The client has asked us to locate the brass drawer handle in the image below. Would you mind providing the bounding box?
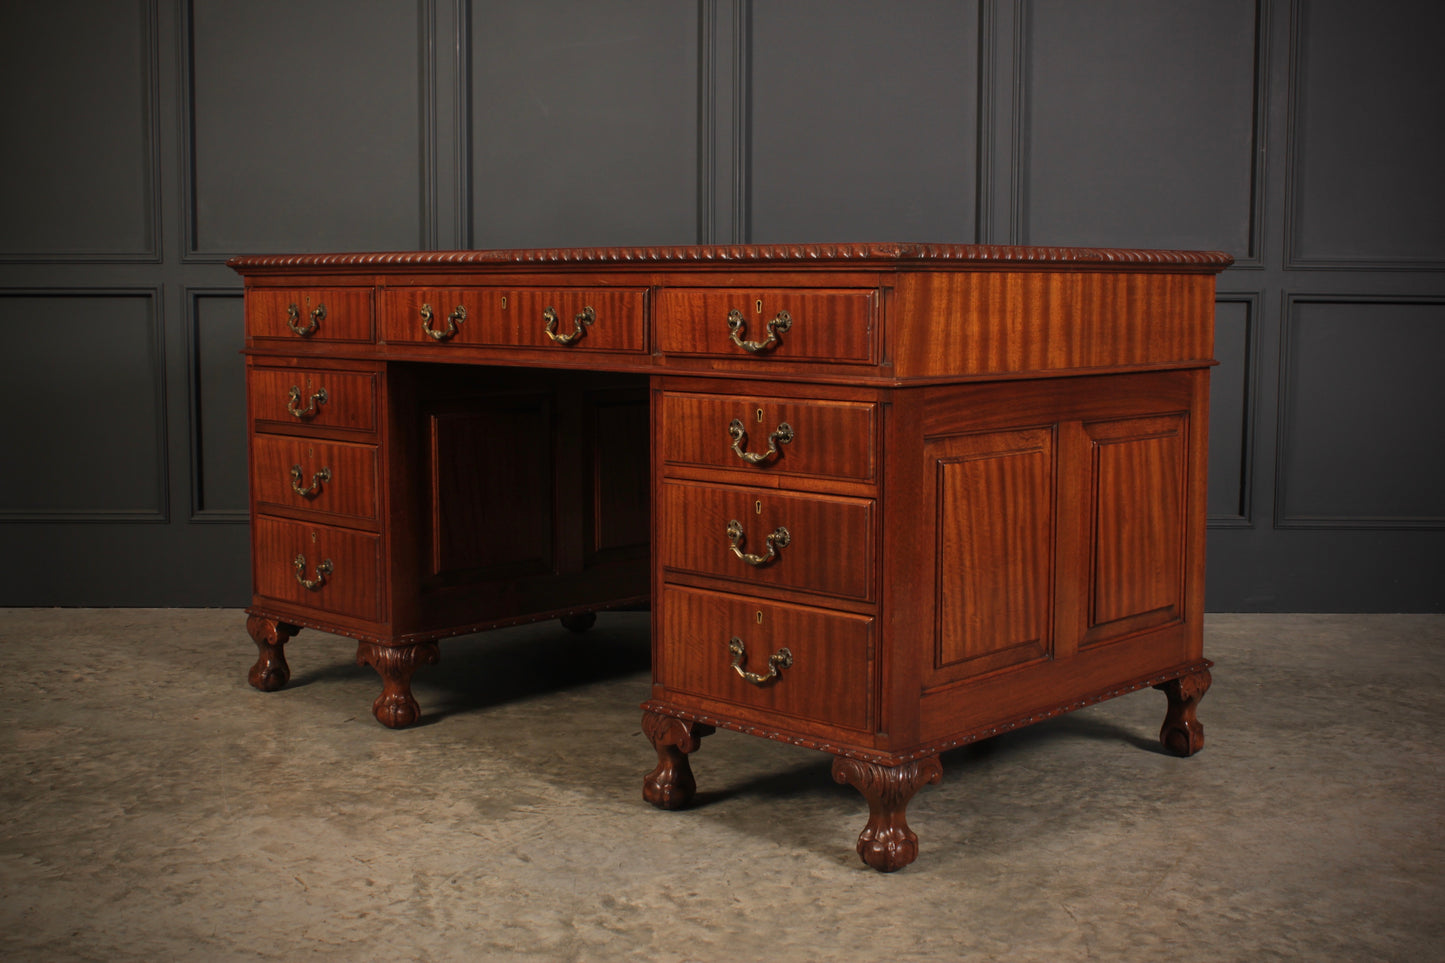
[728,418,794,465]
[293,554,333,591]
[286,303,325,336]
[289,465,331,498]
[729,636,793,685]
[543,305,595,345]
[421,303,466,341]
[727,519,790,566]
[727,308,791,353]
[286,385,328,419]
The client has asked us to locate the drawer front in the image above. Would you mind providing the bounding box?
[252,435,380,524]
[247,288,375,343]
[253,517,384,621]
[659,586,874,732]
[661,391,877,482]
[660,481,875,601]
[248,367,378,434]
[656,288,878,363]
[380,287,647,352]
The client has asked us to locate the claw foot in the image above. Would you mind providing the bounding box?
[642,711,714,810]
[245,615,299,691]
[1154,666,1212,756]
[356,640,440,729]
[831,755,943,872]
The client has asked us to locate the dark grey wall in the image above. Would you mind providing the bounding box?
[1,0,1441,611]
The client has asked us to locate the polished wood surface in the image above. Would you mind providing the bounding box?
[232,241,1230,871]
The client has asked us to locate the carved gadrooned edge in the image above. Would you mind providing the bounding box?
[227,243,1234,272]
[640,658,1214,767]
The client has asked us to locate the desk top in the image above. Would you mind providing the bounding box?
[232,243,1232,383]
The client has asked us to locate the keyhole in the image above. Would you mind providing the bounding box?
[755,299,763,313]
[501,295,507,309]
[756,610,764,624]
[755,408,764,423]
[754,499,763,515]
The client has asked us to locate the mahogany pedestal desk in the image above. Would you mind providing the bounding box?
[231,243,1232,872]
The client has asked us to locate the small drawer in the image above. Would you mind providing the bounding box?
[252,517,384,622]
[659,586,874,732]
[248,366,378,434]
[252,435,380,525]
[380,287,647,352]
[656,288,878,363]
[661,391,877,482]
[660,480,875,602]
[247,288,375,343]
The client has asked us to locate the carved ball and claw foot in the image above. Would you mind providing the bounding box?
[1154,666,1212,757]
[641,711,715,810]
[355,640,441,729]
[559,611,597,633]
[245,615,300,691]
[831,755,944,873]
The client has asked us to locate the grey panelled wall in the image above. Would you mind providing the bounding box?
[0,0,1440,611]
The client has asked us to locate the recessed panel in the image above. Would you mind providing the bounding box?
[1024,0,1258,254]
[1290,2,1445,264]
[470,1,698,247]
[1208,299,1252,521]
[751,0,978,242]
[0,293,163,517]
[1279,301,1445,526]
[1087,416,1187,635]
[0,0,154,256]
[588,392,650,557]
[189,0,423,254]
[193,294,247,517]
[428,397,555,579]
[932,429,1054,681]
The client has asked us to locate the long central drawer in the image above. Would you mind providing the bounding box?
[380,287,647,352]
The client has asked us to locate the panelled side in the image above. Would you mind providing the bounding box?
[908,370,1209,750]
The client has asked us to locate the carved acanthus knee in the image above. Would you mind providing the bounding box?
[1154,666,1212,756]
[356,640,440,729]
[831,755,943,873]
[245,615,299,691]
[642,711,714,810]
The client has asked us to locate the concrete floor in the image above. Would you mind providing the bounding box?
[1,609,1441,962]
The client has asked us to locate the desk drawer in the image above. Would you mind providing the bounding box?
[252,435,379,525]
[247,288,374,343]
[380,287,647,352]
[253,517,384,621]
[660,480,875,602]
[248,366,378,434]
[656,288,878,363]
[659,586,874,732]
[661,391,877,482]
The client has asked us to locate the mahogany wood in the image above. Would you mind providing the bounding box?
[232,242,1230,872]
[247,287,375,343]
[655,287,879,363]
[247,364,379,434]
[831,755,944,873]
